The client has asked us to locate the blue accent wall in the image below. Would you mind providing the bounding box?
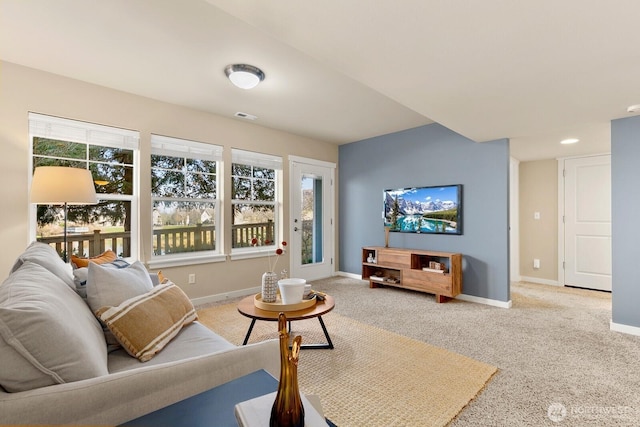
[611,116,640,328]
[339,123,510,302]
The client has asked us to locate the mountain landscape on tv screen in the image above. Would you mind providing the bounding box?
[384,186,461,234]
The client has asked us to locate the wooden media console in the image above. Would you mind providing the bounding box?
[361,246,462,303]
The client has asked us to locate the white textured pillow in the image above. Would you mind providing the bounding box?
[10,241,75,290]
[0,262,108,392]
[86,261,154,352]
[96,282,197,362]
[86,261,153,313]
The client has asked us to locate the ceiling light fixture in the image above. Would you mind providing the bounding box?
[560,138,580,145]
[627,104,640,113]
[224,64,265,90]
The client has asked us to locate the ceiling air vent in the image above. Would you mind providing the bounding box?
[234,112,257,120]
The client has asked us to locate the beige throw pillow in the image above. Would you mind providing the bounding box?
[71,249,117,268]
[95,282,197,362]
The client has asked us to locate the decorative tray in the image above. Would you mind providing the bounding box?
[253,293,317,311]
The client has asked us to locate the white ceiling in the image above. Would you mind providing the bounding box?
[2,0,639,161]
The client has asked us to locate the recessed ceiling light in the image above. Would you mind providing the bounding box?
[627,104,640,113]
[224,64,265,90]
[560,138,579,145]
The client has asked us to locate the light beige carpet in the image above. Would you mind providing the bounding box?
[197,303,497,427]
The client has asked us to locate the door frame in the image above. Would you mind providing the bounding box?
[288,155,336,280]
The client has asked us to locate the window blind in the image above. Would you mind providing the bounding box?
[151,134,223,162]
[232,148,282,170]
[28,112,139,149]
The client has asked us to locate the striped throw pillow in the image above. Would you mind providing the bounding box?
[95,282,197,362]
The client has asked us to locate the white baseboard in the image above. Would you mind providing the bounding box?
[191,286,260,306]
[336,271,511,308]
[520,276,560,286]
[335,271,364,281]
[456,293,512,308]
[610,320,640,337]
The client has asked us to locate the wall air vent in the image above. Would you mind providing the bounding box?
[234,112,258,120]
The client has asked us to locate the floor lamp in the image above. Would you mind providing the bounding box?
[30,166,98,262]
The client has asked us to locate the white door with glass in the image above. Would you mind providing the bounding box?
[562,155,611,291]
[289,157,335,281]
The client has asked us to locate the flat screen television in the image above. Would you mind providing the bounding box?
[383,184,462,235]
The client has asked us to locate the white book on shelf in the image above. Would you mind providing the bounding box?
[422,267,445,273]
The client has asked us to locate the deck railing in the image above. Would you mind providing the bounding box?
[37,230,132,259]
[231,221,275,248]
[152,224,216,255]
[37,222,279,258]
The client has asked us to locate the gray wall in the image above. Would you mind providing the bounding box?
[339,123,510,302]
[611,116,640,328]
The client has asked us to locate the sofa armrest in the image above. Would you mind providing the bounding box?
[0,339,280,426]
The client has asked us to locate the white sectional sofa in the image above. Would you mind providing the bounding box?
[0,242,279,425]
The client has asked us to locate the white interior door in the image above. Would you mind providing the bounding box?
[562,155,611,291]
[289,157,335,281]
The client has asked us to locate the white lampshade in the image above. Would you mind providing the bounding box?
[225,64,265,90]
[30,166,98,205]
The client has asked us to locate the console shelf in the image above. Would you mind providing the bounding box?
[362,246,462,303]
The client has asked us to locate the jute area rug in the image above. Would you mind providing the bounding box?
[197,303,497,427]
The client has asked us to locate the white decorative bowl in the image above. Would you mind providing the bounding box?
[278,278,306,304]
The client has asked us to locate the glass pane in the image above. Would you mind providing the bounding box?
[33,157,85,170]
[232,163,252,177]
[185,172,216,198]
[232,177,251,200]
[253,167,275,179]
[33,137,86,159]
[151,169,185,197]
[301,175,323,265]
[89,145,133,165]
[152,201,216,254]
[253,179,275,201]
[187,159,216,173]
[231,203,275,248]
[90,163,134,195]
[151,154,183,170]
[35,200,133,259]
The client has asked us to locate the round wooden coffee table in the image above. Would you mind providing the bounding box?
[237,294,335,349]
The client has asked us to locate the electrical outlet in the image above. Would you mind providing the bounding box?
[188,273,196,284]
[533,259,540,269]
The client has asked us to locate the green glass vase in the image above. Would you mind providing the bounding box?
[270,313,304,427]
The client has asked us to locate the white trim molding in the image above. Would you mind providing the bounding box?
[610,320,640,337]
[520,276,561,287]
[191,286,260,307]
[456,293,512,308]
[336,271,361,280]
[336,271,512,307]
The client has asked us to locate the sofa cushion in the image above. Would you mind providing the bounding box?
[0,262,108,392]
[107,322,235,373]
[71,249,117,268]
[96,282,197,362]
[10,241,75,290]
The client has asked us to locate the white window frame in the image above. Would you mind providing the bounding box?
[148,135,225,268]
[28,112,140,260]
[230,149,284,261]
